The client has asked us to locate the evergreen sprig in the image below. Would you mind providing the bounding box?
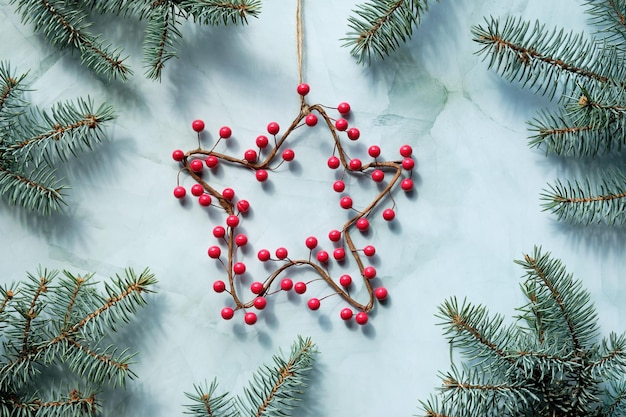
[472,2,626,225]
[0,266,156,417]
[9,0,262,80]
[0,62,114,215]
[184,336,317,417]
[343,0,436,64]
[419,247,626,417]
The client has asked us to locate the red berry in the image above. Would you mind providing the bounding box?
[190,159,204,172]
[256,169,269,182]
[402,158,415,170]
[340,308,353,320]
[371,170,384,182]
[257,249,271,261]
[254,297,267,310]
[399,144,413,157]
[308,298,321,310]
[401,178,414,191]
[233,262,246,275]
[317,250,329,263]
[192,119,205,132]
[337,102,351,114]
[222,188,235,200]
[356,218,369,231]
[364,266,376,279]
[363,245,376,256]
[208,245,221,259]
[172,149,185,161]
[333,180,345,193]
[173,186,186,199]
[199,194,212,206]
[213,226,226,238]
[244,149,257,162]
[297,83,310,96]
[382,208,395,221]
[221,307,234,320]
[340,196,353,209]
[305,114,318,126]
[327,156,340,169]
[219,126,232,139]
[333,247,346,261]
[235,234,248,247]
[294,281,307,294]
[226,215,239,228]
[244,312,257,325]
[355,311,368,325]
[347,128,360,140]
[205,155,219,168]
[368,145,381,158]
[237,199,250,213]
[250,281,264,294]
[267,122,280,135]
[280,278,293,291]
[335,118,348,131]
[275,247,288,259]
[256,135,269,148]
[349,159,362,171]
[339,274,352,287]
[374,287,388,300]
[213,280,226,293]
[328,229,342,242]
[282,149,295,161]
[305,236,318,250]
[191,183,204,196]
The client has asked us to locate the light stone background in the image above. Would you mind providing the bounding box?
[1,1,624,416]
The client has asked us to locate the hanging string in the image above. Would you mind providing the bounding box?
[296,0,304,85]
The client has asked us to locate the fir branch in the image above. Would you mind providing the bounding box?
[472,16,626,99]
[10,0,131,80]
[541,173,626,225]
[3,388,98,416]
[343,0,432,64]
[179,0,262,25]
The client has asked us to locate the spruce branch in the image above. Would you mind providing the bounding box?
[473,4,626,225]
[343,0,434,64]
[541,172,626,225]
[0,266,156,416]
[10,0,131,80]
[0,62,114,215]
[419,247,626,417]
[184,336,317,417]
[9,0,261,80]
[472,16,626,100]
[179,0,262,25]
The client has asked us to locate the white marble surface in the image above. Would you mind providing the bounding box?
[1,1,624,416]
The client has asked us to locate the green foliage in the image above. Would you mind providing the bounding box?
[343,0,437,64]
[9,0,262,81]
[0,62,114,215]
[419,247,626,417]
[184,336,317,417]
[0,266,156,417]
[472,2,626,225]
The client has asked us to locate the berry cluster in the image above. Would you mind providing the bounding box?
[171,83,415,326]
